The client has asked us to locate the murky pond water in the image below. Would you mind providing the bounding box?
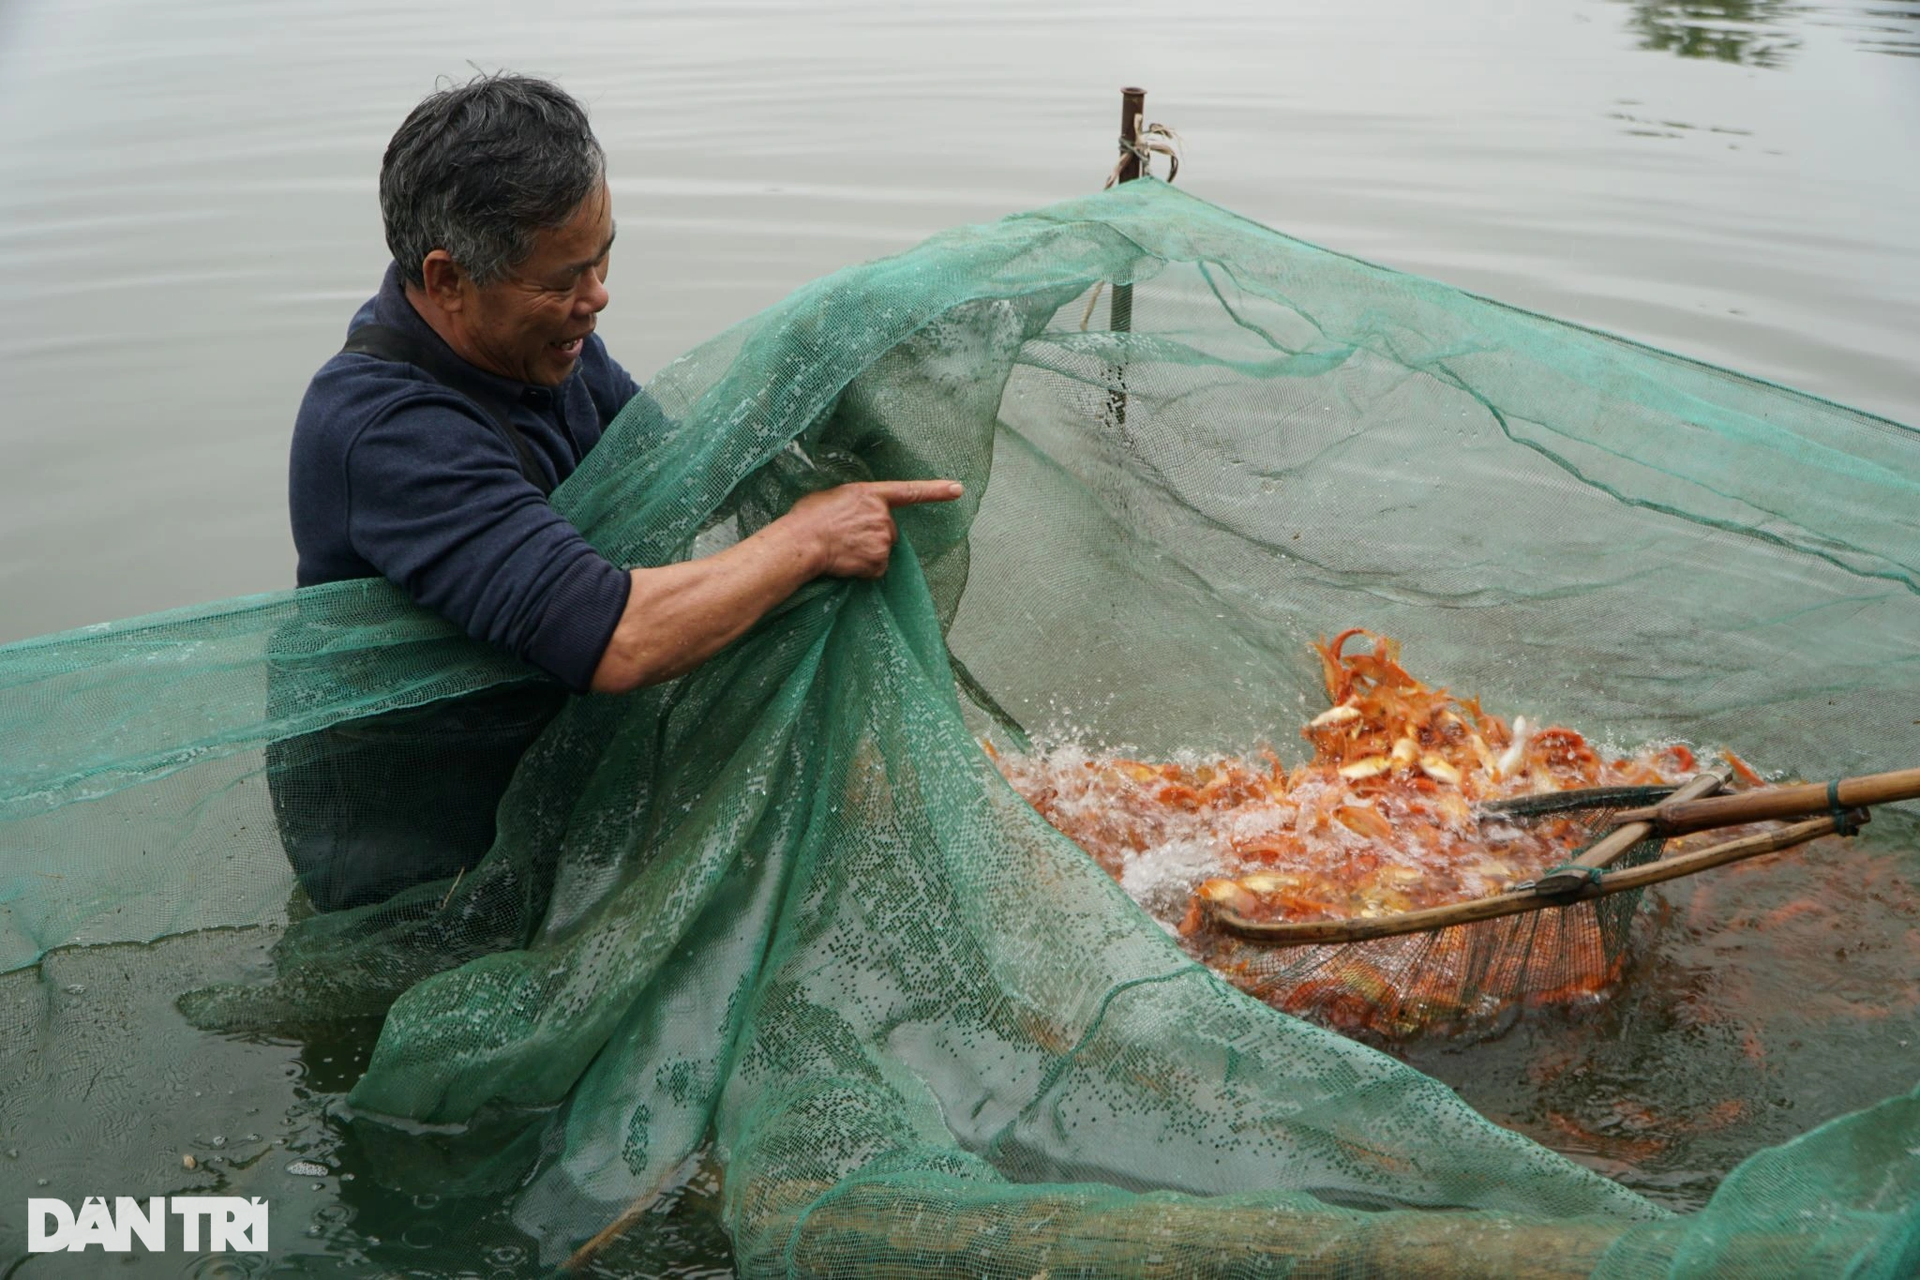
[1,0,1916,1275]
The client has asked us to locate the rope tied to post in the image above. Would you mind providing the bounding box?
[1104,116,1184,189]
[1082,115,1185,331]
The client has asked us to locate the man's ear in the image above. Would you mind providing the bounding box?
[419,250,467,312]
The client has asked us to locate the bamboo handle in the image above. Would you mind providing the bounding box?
[1212,813,1849,946]
[1595,812,1855,894]
[1616,765,1920,834]
[1531,769,1726,896]
[768,1181,1639,1276]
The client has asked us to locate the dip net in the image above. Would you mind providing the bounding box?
[2,179,1917,1275]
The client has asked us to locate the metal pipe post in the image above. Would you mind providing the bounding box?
[1107,87,1145,429]
[1109,86,1144,334]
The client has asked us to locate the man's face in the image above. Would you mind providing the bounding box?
[460,180,615,387]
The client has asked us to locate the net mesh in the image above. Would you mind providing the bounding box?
[3,178,1918,1275]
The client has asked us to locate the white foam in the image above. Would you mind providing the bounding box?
[1119,837,1224,917]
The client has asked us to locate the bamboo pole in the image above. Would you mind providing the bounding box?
[1211,812,1850,945]
[562,1159,697,1273]
[763,1183,1635,1278]
[1611,763,1920,834]
[1531,768,1727,896]
[759,1182,1877,1279]
[1580,812,1849,892]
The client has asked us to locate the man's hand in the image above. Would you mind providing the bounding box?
[590,477,964,693]
[781,479,965,580]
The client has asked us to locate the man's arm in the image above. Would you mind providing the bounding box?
[335,385,634,691]
[590,479,963,693]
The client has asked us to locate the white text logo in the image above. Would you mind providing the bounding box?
[27,1197,268,1252]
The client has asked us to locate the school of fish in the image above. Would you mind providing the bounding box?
[994,629,1753,1038]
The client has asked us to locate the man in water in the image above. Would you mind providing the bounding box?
[280,73,959,908]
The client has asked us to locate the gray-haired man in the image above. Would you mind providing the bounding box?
[280,74,958,908]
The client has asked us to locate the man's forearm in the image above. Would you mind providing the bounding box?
[589,524,822,694]
[586,478,962,695]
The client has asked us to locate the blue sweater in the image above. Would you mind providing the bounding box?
[290,265,645,691]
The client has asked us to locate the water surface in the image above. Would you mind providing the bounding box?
[0,0,1913,642]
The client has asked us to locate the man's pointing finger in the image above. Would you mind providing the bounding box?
[869,479,965,507]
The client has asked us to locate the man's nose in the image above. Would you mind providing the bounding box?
[578,270,610,316]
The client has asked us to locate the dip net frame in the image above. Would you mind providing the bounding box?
[1184,760,1914,1040]
[1195,800,1845,1041]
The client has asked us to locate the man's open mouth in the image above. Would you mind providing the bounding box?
[550,335,587,358]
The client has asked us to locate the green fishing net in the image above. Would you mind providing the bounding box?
[3,178,1917,1275]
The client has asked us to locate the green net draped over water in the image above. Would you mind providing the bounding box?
[3,179,1918,1275]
